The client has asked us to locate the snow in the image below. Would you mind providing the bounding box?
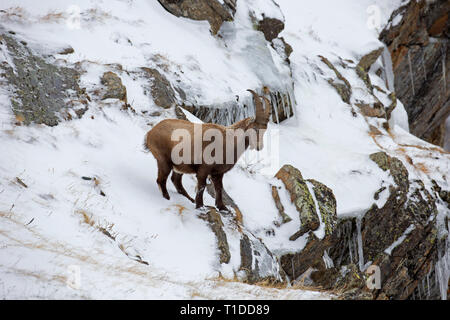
[384,224,416,256]
[0,0,448,299]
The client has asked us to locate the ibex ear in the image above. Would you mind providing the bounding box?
[261,96,272,124]
[247,89,264,124]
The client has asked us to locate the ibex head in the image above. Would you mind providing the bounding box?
[247,89,271,151]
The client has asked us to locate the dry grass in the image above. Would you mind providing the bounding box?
[233,207,243,233]
[174,204,187,215]
[368,130,385,150]
[387,128,449,155]
[75,210,116,240]
[0,7,27,22]
[414,162,430,174]
[213,273,329,293]
[39,11,64,23]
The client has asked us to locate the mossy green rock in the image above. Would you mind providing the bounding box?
[369,152,409,192]
[275,165,320,240]
[307,179,337,236]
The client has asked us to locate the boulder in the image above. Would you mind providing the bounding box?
[319,55,352,104]
[0,32,87,126]
[239,231,286,284]
[271,185,292,224]
[100,71,127,102]
[157,0,235,34]
[275,165,320,240]
[307,179,337,236]
[257,16,285,42]
[355,47,384,93]
[198,208,231,264]
[141,67,176,109]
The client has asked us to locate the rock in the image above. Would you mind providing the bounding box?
[141,67,176,109]
[379,0,450,147]
[157,0,235,34]
[198,208,231,264]
[271,185,292,224]
[239,232,286,284]
[204,184,285,283]
[307,179,337,236]
[257,17,285,42]
[100,71,127,102]
[369,152,409,192]
[280,153,447,299]
[275,165,320,240]
[0,32,86,126]
[58,47,74,55]
[276,37,292,58]
[356,47,384,93]
[206,181,245,232]
[355,102,386,118]
[319,55,352,104]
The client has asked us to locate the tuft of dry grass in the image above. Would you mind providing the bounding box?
[75,210,116,240]
[414,162,430,174]
[0,7,27,22]
[39,11,64,23]
[233,208,243,233]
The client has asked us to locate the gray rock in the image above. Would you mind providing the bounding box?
[198,208,231,264]
[141,67,176,109]
[157,0,235,34]
[274,165,321,241]
[239,232,286,284]
[100,71,127,102]
[0,32,86,126]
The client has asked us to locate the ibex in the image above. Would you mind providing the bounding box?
[144,90,271,211]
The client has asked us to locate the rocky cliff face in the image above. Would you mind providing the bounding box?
[380,0,449,148]
[279,158,449,300]
[0,0,448,299]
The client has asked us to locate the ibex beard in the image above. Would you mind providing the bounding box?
[144,90,271,211]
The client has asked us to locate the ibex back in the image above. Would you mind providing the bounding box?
[144,90,271,211]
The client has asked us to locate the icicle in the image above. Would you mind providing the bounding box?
[435,219,449,300]
[356,218,365,271]
[271,93,280,124]
[382,46,395,91]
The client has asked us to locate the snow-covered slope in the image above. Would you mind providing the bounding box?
[0,0,448,299]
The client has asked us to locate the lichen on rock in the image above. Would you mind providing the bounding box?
[307,179,337,236]
[100,71,127,102]
[275,165,320,240]
[0,32,86,126]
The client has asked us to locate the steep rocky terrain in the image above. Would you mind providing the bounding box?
[0,0,448,299]
[380,0,449,148]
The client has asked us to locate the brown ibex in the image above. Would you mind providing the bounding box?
[144,90,271,211]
